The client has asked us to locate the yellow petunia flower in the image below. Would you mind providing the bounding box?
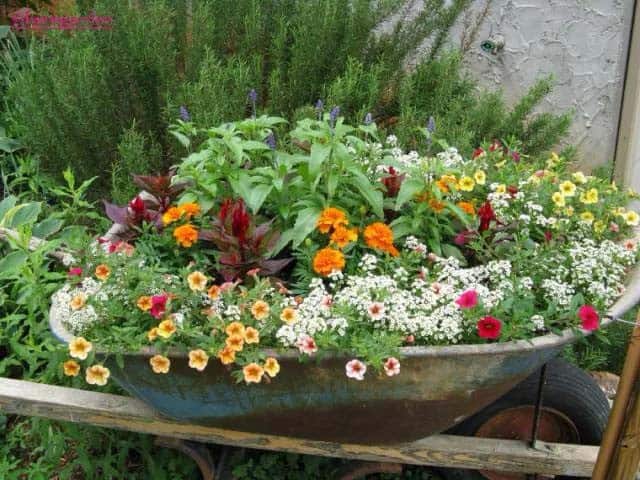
[580,211,595,224]
[149,355,171,374]
[226,334,244,352]
[251,300,270,320]
[188,349,209,372]
[625,210,639,226]
[157,319,177,339]
[474,170,486,185]
[594,220,606,234]
[495,184,506,194]
[217,346,236,365]
[243,362,265,384]
[137,296,152,311]
[551,192,565,207]
[187,271,208,291]
[280,307,298,325]
[572,171,587,184]
[244,327,260,344]
[264,357,280,378]
[579,188,598,205]
[95,264,111,281]
[225,321,245,337]
[458,176,475,192]
[207,285,221,300]
[564,206,575,217]
[63,360,81,377]
[559,181,576,197]
[69,337,92,360]
[70,293,87,311]
[147,327,159,342]
[85,365,110,386]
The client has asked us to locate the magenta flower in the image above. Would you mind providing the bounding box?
[578,305,600,331]
[455,289,478,309]
[150,294,168,319]
[68,267,83,277]
[477,316,502,340]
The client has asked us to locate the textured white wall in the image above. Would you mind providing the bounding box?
[396,0,635,169]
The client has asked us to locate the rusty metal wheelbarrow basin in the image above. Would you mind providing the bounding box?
[49,279,638,445]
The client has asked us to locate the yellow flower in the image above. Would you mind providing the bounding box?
[226,334,244,352]
[572,171,587,184]
[495,160,506,169]
[316,207,348,234]
[69,337,92,360]
[177,202,200,218]
[614,206,627,217]
[70,293,87,311]
[474,170,486,185]
[458,176,475,192]
[280,307,298,325]
[173,224,198,248]
[594,220,606,234]
[551,192,565,207]
[85,365,110,386]
[547,152,560,168]
[63,360,81,377]
[251,300,270,320]
[243,362,265,384]
[559,181,576,197]
[157,319,177,339]
[625,210,640,226]
[580,211,595,224]
[495,184,506,194]
[564,206,575,217]
[95,264,111,281]
[610,181,618,192]
[225,322,245,337]
[330,226,358,249]
[579,188,598,204]
[207,285,221,299]
[162,207,182,225]
[147,327,159,341]
[188,349,209,371]
[217,346,236,365]
[149,355,171,374]
[264,357,280,378]
[244,327,260,344]
[363,222,399,257]
[528,175,541,185]
[187,271,208,291]
[137,296,152,311]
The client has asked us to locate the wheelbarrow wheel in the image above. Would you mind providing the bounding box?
[436,358,610,480]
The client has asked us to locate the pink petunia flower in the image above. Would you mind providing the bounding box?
[383,357,400,377]
[68,267,83,277]
[345,359,367,381]
[150,294,168,319]
[455,289,478,309]
[296,335,318,355]
[578,305,599,331]
[320,295,333,309]
[367,302,386,320]
[477,316,502,340]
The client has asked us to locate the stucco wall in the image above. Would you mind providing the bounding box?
[400,0,635,169]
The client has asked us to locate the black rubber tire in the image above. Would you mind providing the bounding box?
[436,358,610,480]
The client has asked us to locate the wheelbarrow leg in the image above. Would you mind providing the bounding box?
[333,460,403,480]
[155,436,220,480]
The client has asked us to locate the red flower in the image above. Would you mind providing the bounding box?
[544,231,553,243]
[578,305,599,331]
[381,166,405,198]
[231,201,250,243]
[129,196,146,215]
[478,201,496,231]
[477,316,502,339]
[454,229,474,246]
[507,185,518,196]
[68,267,83,277]
[150,294,168,319]
[511,151,521,162]
[489,140,501,152]
[455,289,478,309]
[472,147,485,159]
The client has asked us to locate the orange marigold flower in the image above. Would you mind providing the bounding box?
[226,334,244,352]
[429,199,446,213]
[316,207,348,234]
[280,307,298,325]
[251,300,270,320]
[70,293,87,311]
[225,321,245,337]
[147,327,159,341]
[207,285,221,299]
[363,222,399,257]
[174,224,198,248]
[85,364,110,386]
[178,202,201,218]
[217,346,236,365]
[312,247,346,276]
[157,319,177,339]
[63,359,81,377]
[243,362,265,384]
[95,264,111,281]
[188,349,209,371]
[187,271,208,291]
[149,355,171,374]
[162,206,182,225]
[330,226,358,249]
[457,201,475,215]
[137,296,152,311]
[69,337,92,360]
[435,179,450,194]
[264,357,280,378]
[244,327,260,344]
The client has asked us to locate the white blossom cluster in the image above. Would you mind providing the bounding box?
[51,278,101,334]
[436,147,464,168]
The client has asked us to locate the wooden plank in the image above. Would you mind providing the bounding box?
[0,377,597,476]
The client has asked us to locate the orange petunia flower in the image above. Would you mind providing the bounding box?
[429,199,446,213]
[217,346,236,365]
[243,362,265,384]
[280,307,298,325]
[149,354,171,374]
[225,321,245,337]
[178,202,201,218]
[174,224,198,248]
[436,175,458,194]
[244,327,260,344]
[69,337,92,360]
[226,334,244,352]
[95,264,111,281]
[312,248,346,276]
[162,207,182,225]
[264,357,280,378]
[147,327,159,341]
[457,201,475,215]
[85,365,110,386]
[157,319,177,339]
[188,349,209,371]
[330,226,358,249]
[137,296,152,311]
[63,360,81,377]
[316,207,348,234]
[363,222,399,257]
[251,300,270,320]
[70,293,87,311]
[207,285,221,300]
[187,271,208,291]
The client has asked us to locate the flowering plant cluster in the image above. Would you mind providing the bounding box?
[51,108,640,387]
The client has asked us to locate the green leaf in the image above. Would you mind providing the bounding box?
[349,171,384,218]
[390,217,414,239]
[246,184,273,214]
[309,143,331,179]
[0,26,10,40]
[0,136,21,153]
[0,196,17,223]
[33,218,64,239]
[0,251,28,276]
[169,130,191,148]
[5,202,41,228]
[442,244,466,264]
[291,207,322,247]
[395,178,424,210]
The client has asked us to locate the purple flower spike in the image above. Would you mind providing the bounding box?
[364,112,373,125]
[248,89,258,103]
[265,132,276,150]
[329,106,340,129]
[427,116,436,133]
[315,99,324,120]
[179,105,191,122]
